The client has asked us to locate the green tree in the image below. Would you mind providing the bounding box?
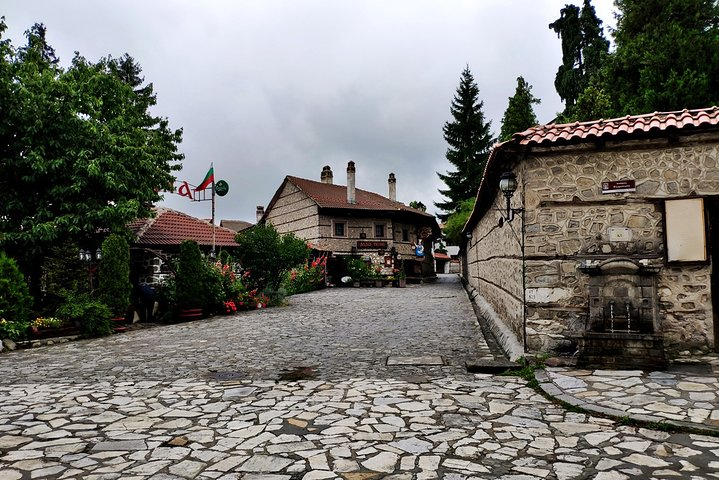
[0,19,183,293]
[574,85,612,121]
[499,76,540,141]
[442,198,475,246]
[0,251,32,325]
[606,0,719,115]
[235,224,309,292]
[409,201,427,212]
[435,66,493,221]
[549,0,609,117]
[175,241,205,309]
[99,234,132,317]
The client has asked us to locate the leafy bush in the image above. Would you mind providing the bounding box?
[0,318,29,341]
[56,292,112,337]
[99,234,132,317]
[42,241,91,314]
[235,224,309,291]
[345,258,375,281]
[0,251,32,325]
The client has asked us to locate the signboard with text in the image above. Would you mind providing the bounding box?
[602,179,636,194]
[357,241,388,250]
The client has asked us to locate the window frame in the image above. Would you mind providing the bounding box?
[333,220,347,238]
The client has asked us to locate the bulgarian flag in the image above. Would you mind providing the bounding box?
[195,166,214,191]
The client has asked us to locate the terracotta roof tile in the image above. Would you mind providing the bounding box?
[516,106,719,146]
[129,208,239,247]
[286,176,432,217]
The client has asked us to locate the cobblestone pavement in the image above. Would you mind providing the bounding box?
[539,363,719,433]
[1,275,719,479]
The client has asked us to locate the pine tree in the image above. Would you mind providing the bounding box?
[549,0,609,117]
[606,0,719,115]
[435,66,493,221]
[499,77,540,142]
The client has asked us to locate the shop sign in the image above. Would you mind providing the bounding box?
[602,179,635,194]
[357,240,387,249]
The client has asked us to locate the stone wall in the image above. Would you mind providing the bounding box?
[265,182,321,241]
[466,133,718,357]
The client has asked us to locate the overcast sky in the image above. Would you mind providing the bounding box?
[4,0,616,223]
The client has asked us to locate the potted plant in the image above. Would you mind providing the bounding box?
[396,261,407,288]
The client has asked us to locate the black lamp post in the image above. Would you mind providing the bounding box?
[79,247,102,292]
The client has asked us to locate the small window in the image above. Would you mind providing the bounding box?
[375,224,385,238]
[334,222,346,237]
[402,229,409,242]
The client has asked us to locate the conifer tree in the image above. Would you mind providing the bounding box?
[606,0,719,114]
[499,77,540,142]
[435,66,493,221]
[549,0,609,118]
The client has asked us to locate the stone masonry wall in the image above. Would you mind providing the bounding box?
[467,133,718,357]
[265,183,320,242]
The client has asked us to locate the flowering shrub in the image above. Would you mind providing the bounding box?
[223,300,237,314]
[283,255,327,295]
[31,317,65,329]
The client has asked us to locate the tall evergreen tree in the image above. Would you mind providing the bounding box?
[606,0,719,115]
[549,0,609,118]
[435,66,493,221]
[499,76,540,141]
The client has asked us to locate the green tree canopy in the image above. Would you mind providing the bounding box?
[442,198,475,246]
[235,223,310,292]
[499,76,540,142]
[549,0,609,118]
[0,19,183,287]
[435,66,493,222]
[605,0,719,115]
[408,200,427,212]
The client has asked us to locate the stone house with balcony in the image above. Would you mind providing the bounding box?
[462,107,719,368]
[260,162,440,279]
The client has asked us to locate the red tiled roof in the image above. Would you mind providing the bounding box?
[463,106,719,235]
[129,208,240,247]
[513,106,719,146]
[286,176,433,217]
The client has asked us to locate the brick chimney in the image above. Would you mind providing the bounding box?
[320,165,333,184]
[388,172,396,201]
[256,205,265,222]
[347,161,356,204]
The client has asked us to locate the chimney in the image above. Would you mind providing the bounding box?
[256,205,265,222]
[388,172,396,201]
[320,165,333,184]
[346,161,356,204]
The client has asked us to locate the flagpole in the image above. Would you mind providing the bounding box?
[211,162,216,259]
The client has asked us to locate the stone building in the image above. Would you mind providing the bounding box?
[260,162,440,278]
[462,107,719,367]
[129,207,239,285]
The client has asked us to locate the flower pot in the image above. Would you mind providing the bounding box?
[396,278,407,288]
[179,308,203,322]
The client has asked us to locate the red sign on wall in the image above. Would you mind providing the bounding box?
[357,241,388,249]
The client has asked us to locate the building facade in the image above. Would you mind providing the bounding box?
[462,107,719,364]
[261,162,440,278]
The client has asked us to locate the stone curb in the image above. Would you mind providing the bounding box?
[534,369,719,437]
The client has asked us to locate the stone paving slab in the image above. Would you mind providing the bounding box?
[2,376,719,478]
[539,363,719,435]
[1,276,719,478]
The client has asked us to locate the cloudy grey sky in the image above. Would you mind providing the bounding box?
[4,0,616,223]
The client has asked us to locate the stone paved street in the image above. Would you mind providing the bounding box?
[1,275,719,479]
